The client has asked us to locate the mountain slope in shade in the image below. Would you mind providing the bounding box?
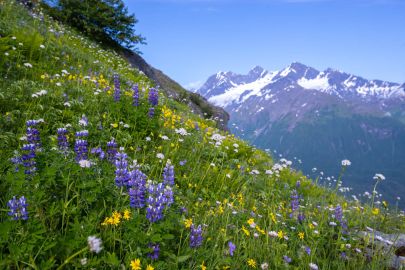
[197,63,405,206]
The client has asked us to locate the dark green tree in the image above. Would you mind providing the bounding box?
[46,0,145,50]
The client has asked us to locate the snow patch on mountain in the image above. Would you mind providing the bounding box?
[279,66,296,77]
[298,74,330,90]
[208,71,277,107]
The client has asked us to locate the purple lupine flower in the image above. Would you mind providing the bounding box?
[148,107,155,118]
[190,224,203,248]
[26,127,41,147]
[290,189,299,213]
[75,130,89,137]
[228,241,236,256]
[21,143,37,175]
[129,169,147,208]
[132,84,139,106]
[10,156,22,172]
[296,180,301,188]
[180,207,188,215]
[57,128,69,152]
[340,252,347,260]
[113,73,120,102]
[26,119,38,127]
[163,185,174,206]
[91,147,105,160]
[283,255,292,264]
[341,220,349,235]
[162,163,175,186]
[146,182,166,222]
[107,139,118,163]
[179,160,187,166]
[26,120,41,149]
[298,213,306,223]
[305,246,311,255]
[74,139,88,161]
[335,205,343,223]
[114,152,130,187]
[7,196,28,220]
[147,243,160,260]
[148,87,158,106]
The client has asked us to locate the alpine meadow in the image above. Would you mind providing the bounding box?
[0,1,404,270]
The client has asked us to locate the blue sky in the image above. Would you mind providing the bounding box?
[125,0,405,89]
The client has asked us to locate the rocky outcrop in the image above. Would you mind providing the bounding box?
[358,230,405,269]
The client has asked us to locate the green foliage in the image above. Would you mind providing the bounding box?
[43,0,145,50]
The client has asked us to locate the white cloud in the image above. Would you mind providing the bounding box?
[183,80,204,91]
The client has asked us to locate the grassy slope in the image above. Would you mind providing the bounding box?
[0,1,404,269]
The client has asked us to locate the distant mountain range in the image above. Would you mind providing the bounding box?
[197,62,405,206]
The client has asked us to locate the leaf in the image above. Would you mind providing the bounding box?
[176,255,191,263]
[105,252,120,266]
[151,233,162,242]
[162,234,174,240]
[0,221,12,243]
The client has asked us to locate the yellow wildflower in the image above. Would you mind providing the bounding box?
[242,225,250,236]
[298,232,304,240]
[101,217,110,226]
[111,123,118,128]
[130,259,141,270]
[146,265,154,270]
[123,209,131,220]
[247,258,256,268]
[256,226,266,235]
[111,217,120,226]
[277,230,284,239]
[184,218,193,229]
[112,211,122,219]
[201,261,207,270]
[270,212,276,223]
[247,218,255,226]
[372,208,380,215]
[382,201,388,208]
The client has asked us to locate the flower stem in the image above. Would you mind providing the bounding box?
[56,247,88,270]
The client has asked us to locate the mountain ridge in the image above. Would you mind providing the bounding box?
[199,62,404,106]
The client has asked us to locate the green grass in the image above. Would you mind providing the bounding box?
[0,1,404,269]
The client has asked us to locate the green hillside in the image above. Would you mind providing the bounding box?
[0,1,404,269]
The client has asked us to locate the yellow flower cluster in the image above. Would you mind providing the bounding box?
[101,210,131,226]
[255,225,266,235]
[247,258,256,268]
[184,218,193,229]
[130,258,153,270]
[161,105,181,129]
[242,225,250,236]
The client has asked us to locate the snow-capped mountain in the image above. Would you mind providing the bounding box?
[197,63,405,205]
[199,62,404,108]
